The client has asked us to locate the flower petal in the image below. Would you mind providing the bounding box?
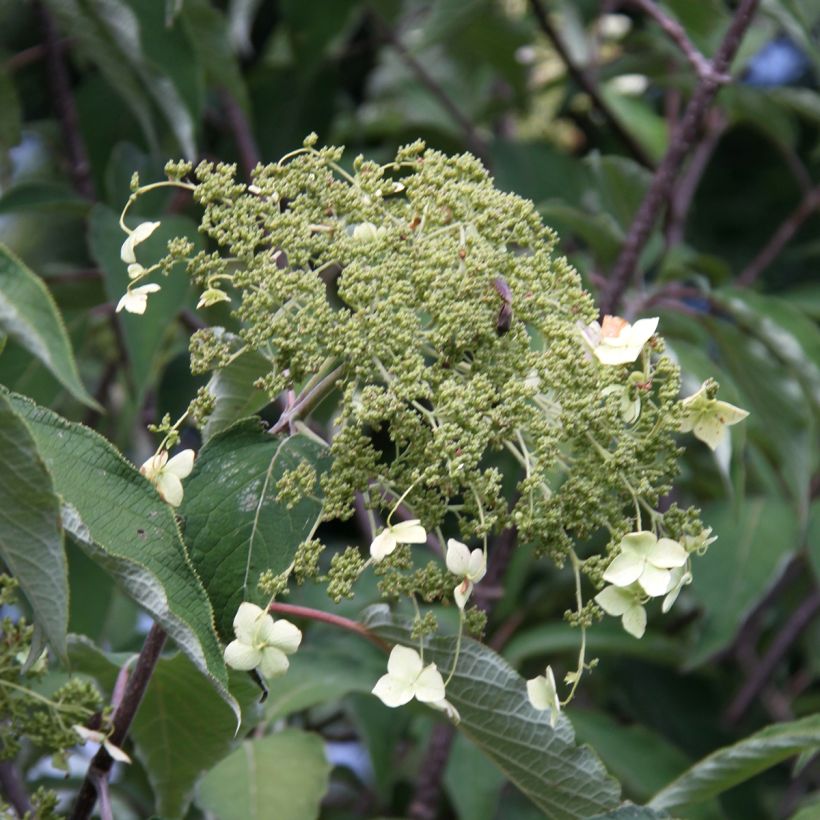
[370,529,397,561]
[454,579,473,610]
[391,520,427,544]
[649,538,688,569]
[103,739,132,764]
[413,663,446,703]
[260,618,302,654]
[121,221,160,262]
[165,449,195,479]
[629,317,659,348]
[258,646,290,679]
[467,549,487,582]
[224,640,261,671]
[594,585,633,616]
[156,472,184,507]
[429,698,460,723]
[139,451,167,481]
[372,673,414,707]
[386,644,423,683]
[620,531,657,557]
[445,538,471,576]
[233,602,265,643]
[621,604,647,639]
[602,552,644,587]
[692,415,726,450]
[714,400,749,427]
[638,563,672,597]
[526,676,552,711]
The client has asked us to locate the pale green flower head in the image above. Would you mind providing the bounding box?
[371,645,445,708]
[602,531,688,597]
[445,538,487,609]
[223,602,302,679]
[140,449,195,507]
[680,380,749,450]
[526,665,561,727]
[594,585,647,639]
[370,519,427,561]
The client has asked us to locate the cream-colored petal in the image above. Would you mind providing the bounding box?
[127,263,145,279]
[391,520,427,544]
[527,676,551,710]
[103,739,132,764]
[259,646,290,679]
[602,552,644,587]
[116,292,146,314]
[262,618,302,654]
[622,604,647,638]
[370,529,397,560]
[372,673,414,707]
[467,549,487,582]
[649,538,688,569]
[120,235,137,264]
[120,221,160,263]
[446,539,471,576]
[593,343,639,366]
[140,451,167,481]
[454,579,473,609]
[693,415,726,450]
[594,585,633,616]
[165,449,195,479]
[413,663,446,703]
[678,411,696,433]
[233,602,265,644]
[629,317,659,348]
[223,640,261,671]
[156,472,184,507]
[714,400,749,426]
[620,531,657,557]
[429,698,460,723]
[386,644,423,683]
[638,563,672,597]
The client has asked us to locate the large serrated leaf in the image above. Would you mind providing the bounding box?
[0,392,68,660]
[649,715,820,811]
[181,420,330,639]
[363,605,622,819]
[196,730,331,820]
[0,244,98,409]
[5,390,235,717]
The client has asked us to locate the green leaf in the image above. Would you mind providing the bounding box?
[444,733,507,820]
[808,500,820,583]
[0,183,91,216]
[0,392,68,660]
[363,605,622,819]
[590,807,672,820]
[649,715,820,811]
[5,390,235,717]
[0,243,98,409]
[0,68,22,158]
[196,730,331,820]
[687,498,799,667]
[201,342,272,442]
[181,420,330,639]
[88,205,202,398]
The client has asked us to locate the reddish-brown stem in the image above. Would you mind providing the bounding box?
[219,88,260,181]
[268,602,390,652]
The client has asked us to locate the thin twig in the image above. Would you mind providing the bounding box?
[737,185,820,286]
[600,0,760,315]
[725,589,820,724]
[529,0,654,168]
[268,364,344,435]
[622,0,722,82]
[71,624,167,820]
[0,761,31,818]
[267,602,390,652]
[36,2,95,199]
[370,11,490,164]
[219,89,260,181]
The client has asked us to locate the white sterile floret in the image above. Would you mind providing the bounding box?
[197,287,231,309]
[679,381,749,450]
[582,315,659,366]
[371,645,445,708]
[120,221,161,264]
[602,531,688,597]
[116,283,161,315]
[223,602,302,679]
[594,585,647,639]
[661,567,693,613]
[445,538,487,609]
[526,665,561,728]
[370,519,427,561]
[352,221,379,242]
[139,448,195,507]
[73,725,131,764]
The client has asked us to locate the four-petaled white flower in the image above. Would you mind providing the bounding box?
[445,538,487,609]
[139,448,195,507]
[679,381,749,450]
[582,315,659,366]
[371,645,445,708]
[73,725,131,764]
[223,602,302,679]
[197,287,231,309]
[116,283,161,315]
[603,531,688,597]
[595,584,647,638]
[120,221,161,264]
[526,665,561,728]
[370,519,427,561]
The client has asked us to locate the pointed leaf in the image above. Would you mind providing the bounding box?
[0,244,98,408]
[181,419,330,639]
[363,606,621,819]
[5,390,235,717]
[0,392,68,659]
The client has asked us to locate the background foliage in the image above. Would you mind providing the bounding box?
[0,0,818,818]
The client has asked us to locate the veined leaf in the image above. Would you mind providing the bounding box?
[649,715,820,811]
[181,419,330,639]
[5,390,235,717]
[0,244,98,409]
[363,605,622,819]
[196,730,331,820]
[0,392,68,660]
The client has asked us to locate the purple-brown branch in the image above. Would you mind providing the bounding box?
[529,0,653,168]
[70,624,167,820]
[0,761,31,818]
[268,602,390,652]
[600,0,760,315]
[219,89,260,181]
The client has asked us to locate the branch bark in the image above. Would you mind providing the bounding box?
[70,624,167,820]
[219,89,260,181]
[529,0,654,168]
[0,761,31,818]
[599,0,760,315]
